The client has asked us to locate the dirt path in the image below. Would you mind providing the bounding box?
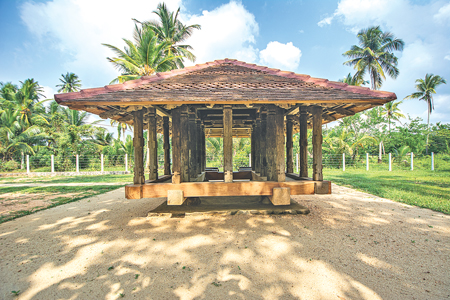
[0,185,448,300]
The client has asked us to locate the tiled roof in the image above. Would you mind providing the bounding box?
[55,59,396,105]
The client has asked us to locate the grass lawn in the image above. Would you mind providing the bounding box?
[0,174,133,184]
[324,169,450,214]
[0,175,132,223]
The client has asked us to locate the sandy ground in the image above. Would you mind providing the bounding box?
[0,184,449,300]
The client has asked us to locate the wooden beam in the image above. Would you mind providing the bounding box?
[133,110,145,185]
[125,180,333,199]
[299,107,308,178]
[155,106,172,120]
[163,116,171,175]
[223,105,233,182]
[286,115,294,174]
[326,107,355,116]
[312,106,323,181]
[147,107,158,180]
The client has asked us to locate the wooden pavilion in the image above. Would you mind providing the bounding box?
[55,59,396,205]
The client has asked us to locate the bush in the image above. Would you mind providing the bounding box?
[0,160,20,172]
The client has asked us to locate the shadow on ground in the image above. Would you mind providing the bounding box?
[0,185,449,299]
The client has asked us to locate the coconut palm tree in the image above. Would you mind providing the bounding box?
[135,3,201,69]
[56,72,82,93]
[339,72,368,86]
[381,100,405,134]
[343,26,404,90]
[102,24,181,83]
[404,73,447,154]
[110,119,132,143]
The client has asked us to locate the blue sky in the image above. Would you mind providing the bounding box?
[1,0,450,132]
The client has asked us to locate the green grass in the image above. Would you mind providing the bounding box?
[0,174,133,184]
[0,184,125,224]
[324,169,450,214]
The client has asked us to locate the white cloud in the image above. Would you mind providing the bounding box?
[183,1,259,64]
[317,0,450,124]
[259,42,301,71]
[318,16,334,27]
[20,0,183,87]
[41,86,55,100]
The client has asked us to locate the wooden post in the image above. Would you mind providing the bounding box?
[260,109,267,177]
[251,123,255,169]
[286,115,294,174]
[299,107,308,178]
[163,116,171,175]
[254,113,261,174]
[188,108,197,178]
[223,105,233,182]
[266,105,277,181]
[133,110,145,184]
[172,108,181,184]
[147,107,158,180]
[196,118,202,174]
[312,106,323,181]
[201,122,206,171]
[180,105,190,182]
[275,106,286,182]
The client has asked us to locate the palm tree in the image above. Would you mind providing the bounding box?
[102,24,180,83]
[404,73,447,153]
[135,3,201,69]
[56,72,82,93]
[381,100,405,134]
[343,26,404,90]
[339,72,368,86]
[110,119,131,143]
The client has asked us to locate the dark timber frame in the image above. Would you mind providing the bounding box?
[55,59,397,205]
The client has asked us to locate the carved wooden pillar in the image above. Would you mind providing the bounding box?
[133,110,145,185]
[196,118,202,174]
[254,113,261,174]
[312,106,323,181]
[223,105,233,182]
[147,107,158,180]
[163,116,170,175]
[171,108,181,184]
[275,106,286,182]
[299,106,308,178]
[251,123,255,169]
[286,115,294,174]
[260,109,268,177]
[201,122,206,171]
[180,105,190,182]
[188,108,197,178]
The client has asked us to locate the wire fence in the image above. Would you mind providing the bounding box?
[0,152,447,175]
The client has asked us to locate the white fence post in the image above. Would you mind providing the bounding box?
[431,152,434,171]
[342,153,346,171]
[125,154,128,172]
[366,153,369,171]
[249,153,251,167]
[76,154,79,173]
[101,154,104,172]
[296,153,299,173]
[51,155,55,173]
[21,153,24,169]
[388,153,392,171]
[26,155,30,174]
[411,152,413,171]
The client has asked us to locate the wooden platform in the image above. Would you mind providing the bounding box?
[125,171,331,201]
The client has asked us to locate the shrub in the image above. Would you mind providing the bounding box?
[0,160,20,172]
